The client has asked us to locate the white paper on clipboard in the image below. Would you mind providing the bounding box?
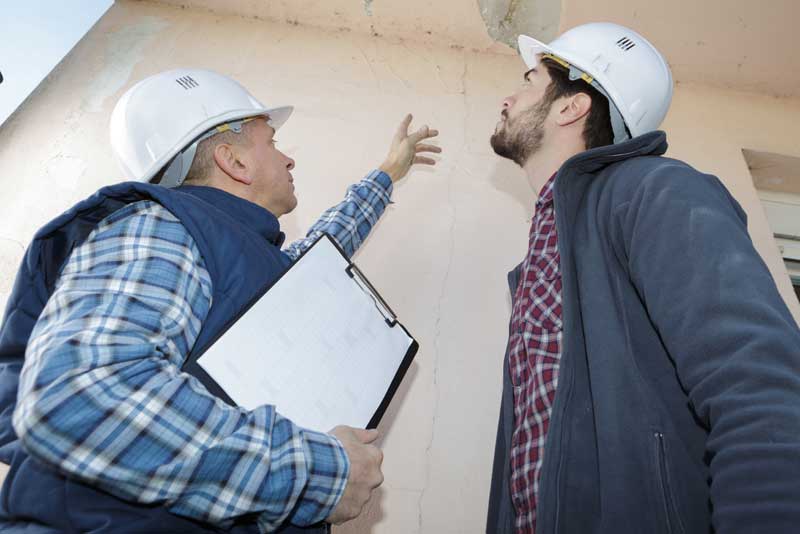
[197,234,416,432]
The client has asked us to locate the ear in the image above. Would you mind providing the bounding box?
[555,92,592,127]
[212,143,253,186]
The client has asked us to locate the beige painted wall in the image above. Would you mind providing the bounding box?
[559,0,800,97]
[0,2,797,533]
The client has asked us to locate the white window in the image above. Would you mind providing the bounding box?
[745,148,800,302]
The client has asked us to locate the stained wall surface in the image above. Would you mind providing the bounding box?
[0,2,797,533]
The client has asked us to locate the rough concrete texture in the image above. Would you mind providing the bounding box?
[0,1,799,533]
[140,0,512,54]
[478,0,560,49]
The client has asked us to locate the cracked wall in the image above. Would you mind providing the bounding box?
[478,0,560,49]
[1,2,799,533]
[143,0,508,53]
[144,0,561,54]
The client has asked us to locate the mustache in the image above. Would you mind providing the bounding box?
[501,109,509,120]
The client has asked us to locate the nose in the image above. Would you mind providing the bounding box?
[502,96,513,111]
[286,156,295,171]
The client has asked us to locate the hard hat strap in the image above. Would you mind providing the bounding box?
[160,143,199,188]
[156,117,257,188]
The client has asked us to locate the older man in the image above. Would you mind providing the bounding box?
[0,69,439,533]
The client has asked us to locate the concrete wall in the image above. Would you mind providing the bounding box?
[0,2,797,533]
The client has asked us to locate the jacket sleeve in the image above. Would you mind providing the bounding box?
[617,163,800,533]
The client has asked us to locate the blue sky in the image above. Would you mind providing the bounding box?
[0,0,114,126]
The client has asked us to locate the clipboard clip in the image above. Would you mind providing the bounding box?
[346,263,398,327]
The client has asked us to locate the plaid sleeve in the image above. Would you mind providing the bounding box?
[13,200,349,531]
[283,169,393,260]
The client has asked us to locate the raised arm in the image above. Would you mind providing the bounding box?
[284,114,440,259]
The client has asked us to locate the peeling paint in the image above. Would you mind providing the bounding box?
[477,0,560,49]
[363,0,374,17]
[502,0,522,26]
[84,16,170,113]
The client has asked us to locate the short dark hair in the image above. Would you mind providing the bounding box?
[540,58,614,149]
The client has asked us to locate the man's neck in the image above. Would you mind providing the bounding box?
[206,173,261,210]
[522,137,586,199]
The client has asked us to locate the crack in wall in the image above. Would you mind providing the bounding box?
[356,43,380,89]
[383,59,411,89]
[502,0,523,26]
[417,52,468,534]
[400,42,463,96]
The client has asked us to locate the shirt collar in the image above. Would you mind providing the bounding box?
[536,173,558,210]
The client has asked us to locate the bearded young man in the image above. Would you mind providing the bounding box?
[485,23,800,534]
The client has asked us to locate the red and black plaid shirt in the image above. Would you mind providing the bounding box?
[507,174,563,533]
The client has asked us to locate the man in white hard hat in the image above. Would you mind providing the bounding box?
[0,69,440,533]
[486,22,800,534]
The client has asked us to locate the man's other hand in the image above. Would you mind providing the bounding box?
[379,114,441,182]
[326,425,384,525]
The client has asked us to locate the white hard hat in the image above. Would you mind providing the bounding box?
[110,68,293,186]
[518,22,673,143]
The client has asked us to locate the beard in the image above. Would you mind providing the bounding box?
[490,98,550,167]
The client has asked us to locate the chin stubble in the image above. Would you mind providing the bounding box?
[490,99,549,167]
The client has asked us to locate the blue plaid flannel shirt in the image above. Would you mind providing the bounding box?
[13,170,393,532]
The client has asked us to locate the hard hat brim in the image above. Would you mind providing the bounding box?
[517,34,553,71]
[264,105,293,131]
[138,104,294,184]
[518,34,602,82]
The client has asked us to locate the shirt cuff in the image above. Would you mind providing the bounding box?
[367,169,394,203]
[289,428,351,526]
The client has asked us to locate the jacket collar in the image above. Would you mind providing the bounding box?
[560,130,668,175]
[177,185,285,247]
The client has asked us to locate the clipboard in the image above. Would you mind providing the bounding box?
[196,233,418,432]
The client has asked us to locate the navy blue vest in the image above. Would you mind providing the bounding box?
[0,183,325,533]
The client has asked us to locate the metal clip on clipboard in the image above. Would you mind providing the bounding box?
[345,263,398,327]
